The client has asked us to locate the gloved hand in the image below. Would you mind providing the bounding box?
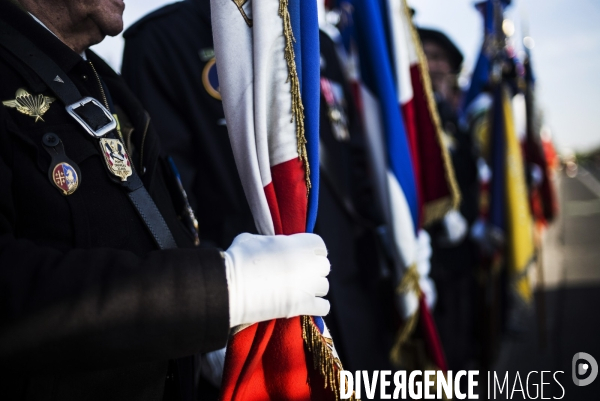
[439,209,468,246]
[396,230,436,318]
[416,230,436,310]
[224,233,331,328]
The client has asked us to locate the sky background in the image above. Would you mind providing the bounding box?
[92,0,600,153]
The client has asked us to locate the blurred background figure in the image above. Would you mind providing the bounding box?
[417,26,480,371]
[122,1,256,251]
[419,27,464,110]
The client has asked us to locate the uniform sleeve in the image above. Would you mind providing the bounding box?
[0,110,230,374]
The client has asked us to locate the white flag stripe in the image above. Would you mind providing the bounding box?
[386,170,417,267]
[252,2,299,168]
[387,0,418,105]
[211,0,275,235]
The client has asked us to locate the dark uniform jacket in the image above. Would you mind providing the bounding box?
[428,96,479,371]
[122,0,255,249]
[0,1,229,400]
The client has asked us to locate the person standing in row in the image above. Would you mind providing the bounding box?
[418,27,480,371]
[122,0,256,250]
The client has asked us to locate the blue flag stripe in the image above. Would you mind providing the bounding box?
[299,0,320,233]
[352,0,419,231]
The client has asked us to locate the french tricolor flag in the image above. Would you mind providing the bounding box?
[211,0,344,400]
[350,0,449,372]
[386,0,460,228]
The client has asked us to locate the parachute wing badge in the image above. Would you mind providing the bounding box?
[2,88,55,122]
[232,0,253,27]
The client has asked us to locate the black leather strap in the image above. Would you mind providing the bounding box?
[128,186,177,249]
[0,19,177,250]
[0,21,81,104]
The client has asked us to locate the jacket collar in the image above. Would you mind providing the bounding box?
[188,0,211,25]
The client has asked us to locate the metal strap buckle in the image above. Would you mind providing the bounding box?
[65,97,116,138]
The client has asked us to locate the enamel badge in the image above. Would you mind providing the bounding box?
[100,138,132,181]
[52,162,79,195]
[2,88,55,122]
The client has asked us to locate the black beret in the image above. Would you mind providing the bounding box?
[417,28,464,72]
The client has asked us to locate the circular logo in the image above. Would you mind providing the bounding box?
[202,57,221,100]
[52,162,79,195]
[573,352,598,386]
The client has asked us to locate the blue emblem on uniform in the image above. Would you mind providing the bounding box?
[52,162,79,195]
[202,57,221,100]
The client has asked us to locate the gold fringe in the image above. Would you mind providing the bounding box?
[390,264,421,367]
[395,263,421,295]
[278,0,311,194]
[400,0,461,226]
[302,316,340,394]
[301,316,360,400]
[423,196,454,228]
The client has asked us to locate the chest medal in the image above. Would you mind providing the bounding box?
[52,163,79,195]
[2,88,55,122]
[100,138,133,182]
[42,133,81,196]
[320,78,349,142]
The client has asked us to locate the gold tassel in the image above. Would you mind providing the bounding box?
[400,0,461,226]
[301,316,340,393]
[390,264,422,367]
[301,316,360,400]
[423,196,455,228]
[279,0,311,194]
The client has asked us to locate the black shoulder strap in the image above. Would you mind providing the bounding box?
[0,19,178,250]
[0,21,80,104]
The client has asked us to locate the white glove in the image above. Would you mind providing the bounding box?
[416,230,436,310]
[396,230,437,317]
[224,233,331,328]
[440,209,468,246]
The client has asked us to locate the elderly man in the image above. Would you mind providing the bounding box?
[0,0,330,400]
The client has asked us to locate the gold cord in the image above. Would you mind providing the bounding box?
[279,0,311,194]
[390,264,422,367]
[400,0,461,226]
[301,316,360,400]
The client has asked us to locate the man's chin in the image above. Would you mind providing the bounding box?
[102,21,124,38]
